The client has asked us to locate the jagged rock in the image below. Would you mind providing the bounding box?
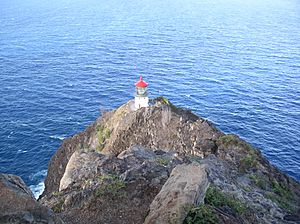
[42,123,99,197]
[37,98,300,224]
[144,163,209,224]
[198,155,300,224]
[42,99,222,198]
[0,173,63,224]
[40,147,184,224]
[59,150,105,191]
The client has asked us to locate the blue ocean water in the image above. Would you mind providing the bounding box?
[0,0,299,197]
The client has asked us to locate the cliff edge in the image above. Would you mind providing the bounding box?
[2,97,299,224]
[39,97,300,223]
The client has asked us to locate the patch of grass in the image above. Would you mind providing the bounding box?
[218,134,238,147]
[95,174,126,197]
[96,124,111,151]
[218,135,255,153]
[271,180,292,199]
[156,96,171,105]
[52,191,62,197]
[264,180,295,213]
[184,204,219,224]
[205,186,247,215]
[249,173,268,190]
[155,96,178,110]
[265,192,294,213]
[239,155,257,172]
[155,157,170,166]
[52,200,64,213]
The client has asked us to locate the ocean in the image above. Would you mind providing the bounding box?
[0,0,299,198]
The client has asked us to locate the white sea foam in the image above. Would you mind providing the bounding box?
[30,181,45,199]
[29,170,47,199]
[49,135,65,140]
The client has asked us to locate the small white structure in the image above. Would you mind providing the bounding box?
[134,76,149,109]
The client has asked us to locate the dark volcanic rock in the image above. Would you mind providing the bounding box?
[0,173,63,224]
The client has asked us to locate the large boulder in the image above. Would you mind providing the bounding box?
[144,163,209,224]
[0,173,63,224]
[40,147,184,224]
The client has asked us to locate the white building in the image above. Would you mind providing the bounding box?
[134,76,149,109]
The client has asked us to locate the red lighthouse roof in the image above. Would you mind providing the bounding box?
[135,76,148,88]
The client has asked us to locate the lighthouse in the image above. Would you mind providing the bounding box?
[134,76,149,109]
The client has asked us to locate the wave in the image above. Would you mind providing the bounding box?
[29,169,47,199]
[29,181,45,199]
[49,135,66,140]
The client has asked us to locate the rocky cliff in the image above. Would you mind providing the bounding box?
[1,97,300,224]
[0,173,63,224]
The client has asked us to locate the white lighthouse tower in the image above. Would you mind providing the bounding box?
[134,76,149,109]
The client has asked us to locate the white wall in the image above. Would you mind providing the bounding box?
[135,96,149,109]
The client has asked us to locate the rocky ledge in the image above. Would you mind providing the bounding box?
[1,97,300,224]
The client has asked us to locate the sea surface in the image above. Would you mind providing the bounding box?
[0,0,299,198]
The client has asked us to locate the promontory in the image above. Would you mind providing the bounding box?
[1,97,300,224]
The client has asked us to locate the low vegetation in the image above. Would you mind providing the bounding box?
[205,186,247,215]
[249,173,296,213]
[184,204,218,224]
[155,157,170,166]
[218,134,259,173]
[96,124,111,151]
[218,134,256,153]
[52,191,63,197]
[249,173,268,190]
[95,174,126,197]
[265,179,295,213]
[239,155,257,172]
[52,200,64,213]
[185,185,247,223]
[155,96,178,111]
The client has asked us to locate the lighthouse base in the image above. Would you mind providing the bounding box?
[134,96,149,109]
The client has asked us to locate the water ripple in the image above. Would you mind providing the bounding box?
[0,0,300,186]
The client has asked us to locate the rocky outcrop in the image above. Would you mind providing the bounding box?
[0,173,63,224]
[35,97,300,223]
[42,123,99,197]
[144,163,209,224]
[42,98,222,198]
[39,147,185,224]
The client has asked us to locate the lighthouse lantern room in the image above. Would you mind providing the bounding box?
[134,76,149,109]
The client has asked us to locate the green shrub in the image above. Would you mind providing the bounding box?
[239,155,257,172]
[52,191,62,197]
[184,205,219,224]
[249,173,268,189]
[155,96,178,110]
[265,192,294,213]
[52,200,64,213]
[272,180,291,199]
[96,124,111,151]
[205,186,247,215]
[263,180,295,213]
[156,96,171,105]
[218,135,255,153]
[155,157,170,166]
[218,134,238,147]
[96,174,126,197]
